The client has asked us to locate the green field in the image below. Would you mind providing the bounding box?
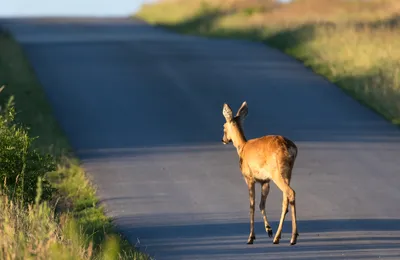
[0,29,149,260]
[136,0,400,126]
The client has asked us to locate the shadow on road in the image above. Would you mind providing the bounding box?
[112,213,400,259]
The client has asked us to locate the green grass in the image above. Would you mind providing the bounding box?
[0,29,149,259]
[136,0,400,126]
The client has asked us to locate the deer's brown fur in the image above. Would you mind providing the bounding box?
[221,101,299,245]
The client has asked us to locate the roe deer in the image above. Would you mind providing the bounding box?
[221,101,299,245]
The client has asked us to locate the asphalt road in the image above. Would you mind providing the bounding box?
[4,17,400,260]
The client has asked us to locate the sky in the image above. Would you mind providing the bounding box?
[0,0,292,17]
[0,0,154,17]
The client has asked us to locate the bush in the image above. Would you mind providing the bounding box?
[0,92,56,204]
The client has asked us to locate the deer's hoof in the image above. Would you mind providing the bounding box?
[247,235,256,244]
[265,226,273,238]
[272,233,281,244]
[272,235,281,244]
[290,233,299,246]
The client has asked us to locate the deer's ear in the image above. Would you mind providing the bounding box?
[222,103,233,122]
[236,101,248,122]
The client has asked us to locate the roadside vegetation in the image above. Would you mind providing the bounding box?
[136,0,400,125]
[0,29,149,259]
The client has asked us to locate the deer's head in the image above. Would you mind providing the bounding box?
[221,101,248,145]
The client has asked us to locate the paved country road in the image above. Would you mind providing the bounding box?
[3,17,400,260]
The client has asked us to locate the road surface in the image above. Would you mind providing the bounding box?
[3,17,400,260]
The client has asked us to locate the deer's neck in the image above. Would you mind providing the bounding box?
[231,123,247,154]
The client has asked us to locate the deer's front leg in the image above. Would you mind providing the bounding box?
[245,177,256,244]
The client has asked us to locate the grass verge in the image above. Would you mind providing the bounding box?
[0,28,149,259]
[136,0,400,126]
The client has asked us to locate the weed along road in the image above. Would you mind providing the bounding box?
[4,17,400,260]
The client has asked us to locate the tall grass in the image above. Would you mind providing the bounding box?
[0,176,144,260]
[136,0,400,125]
[293,26,400,123]
[0,178,91,260]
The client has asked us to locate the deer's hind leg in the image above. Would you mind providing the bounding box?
[289,186,299,245]
[273,191,289,244]
[272,173,298,245]
[259,181,273,238]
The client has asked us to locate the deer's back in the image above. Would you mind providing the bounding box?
[239,135,297,181]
